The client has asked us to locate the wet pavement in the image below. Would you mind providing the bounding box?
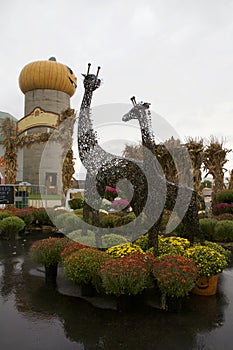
[0,233,233,350]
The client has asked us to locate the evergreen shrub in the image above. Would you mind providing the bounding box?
[213,220,233,242]
[199,218,218,240]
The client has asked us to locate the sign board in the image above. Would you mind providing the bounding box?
[0,185,14,204]
[17,107,59,134]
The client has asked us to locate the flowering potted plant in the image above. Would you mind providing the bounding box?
[106,243,144,258]
[100,253,154,295]
[153,255,198,311]
[63,248,110,295]
[111,198,131,212]
[100,253,156,311]
[30,237,69,285]
[212,202,233,216]
[184,244,229,295]
[104,186,119,201]
[61,241,88,260]
[157,236,191,257]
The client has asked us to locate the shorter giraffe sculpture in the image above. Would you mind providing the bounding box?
[122,97,205,250]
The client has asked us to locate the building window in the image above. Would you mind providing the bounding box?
[45,172,57,187]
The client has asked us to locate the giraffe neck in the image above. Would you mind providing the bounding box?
[137,111,163,179]
[138,112,156,156]
[78,89,98,163]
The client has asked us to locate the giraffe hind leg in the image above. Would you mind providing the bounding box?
[183,203,205,244]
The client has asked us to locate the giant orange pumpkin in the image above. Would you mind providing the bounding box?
[19,58,77,97]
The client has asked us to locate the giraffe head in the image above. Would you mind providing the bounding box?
[82,63,101,91]
[122,96,151,122]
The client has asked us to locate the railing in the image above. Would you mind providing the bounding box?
[1,184,49,209]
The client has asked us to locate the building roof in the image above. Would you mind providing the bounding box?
[18,58,77,97]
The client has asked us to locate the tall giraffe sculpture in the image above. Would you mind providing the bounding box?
[122,97,205,251]
[77,65,147,243]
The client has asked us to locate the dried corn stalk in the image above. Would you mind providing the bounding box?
[185,137,205,193]
[228,169,233,190]
[203,137,231,199]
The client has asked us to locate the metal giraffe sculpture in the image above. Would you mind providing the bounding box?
[77,65,147,238]
[122,97,205,250]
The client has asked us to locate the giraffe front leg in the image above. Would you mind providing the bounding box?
[147,214,163,256]
[148,224,159,257]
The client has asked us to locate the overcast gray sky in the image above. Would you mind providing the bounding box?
[1,0,233,173]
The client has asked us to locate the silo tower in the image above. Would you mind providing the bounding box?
[18,57,77,193]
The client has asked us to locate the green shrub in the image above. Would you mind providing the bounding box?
[101,234,129,248]
[213,220,233,242]
[44,208,60,221]
[68,196,84,210]
[14,210,33,227]
[214,190,233,204]
[67,229,96,247]
[134,233,150,251]
[113,212,136,227]
[0,216,26,239]
[201,180,212,188]
[54,213,76,230]
[173,222,188,238]
[0,210,12,220]
[32,208,53,226]
[199,218,218,240]
[22,213,34,226]
[63,215,83,234]
[99,213,117,228]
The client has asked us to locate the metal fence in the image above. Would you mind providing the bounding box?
[1,184,52,209]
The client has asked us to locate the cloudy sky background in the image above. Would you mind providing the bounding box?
[1,0,233,176]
